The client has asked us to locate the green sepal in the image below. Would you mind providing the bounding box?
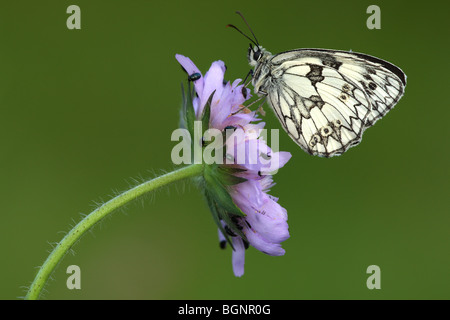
[201,92,212,129]
[180,82,198,164]
[203,186,247,249]
[179,82,187,130]
[202,165,247,244]
[204,189,235,250]
[200,90,214,140]
[203,164,245,217]
[184,82,196,142]
[217,167,247,186]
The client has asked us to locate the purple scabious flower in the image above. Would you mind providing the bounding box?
[176,54,292,277]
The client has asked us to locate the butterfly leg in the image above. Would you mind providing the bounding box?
[242,68,254,85]
[241,69,254,98]
[257,103,266,116]
[231,94,266,116]
[255,94,267,116]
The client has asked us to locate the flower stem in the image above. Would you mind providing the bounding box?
[25,164,203,300]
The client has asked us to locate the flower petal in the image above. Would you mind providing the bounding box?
[244,197,290,244]
[199,61,226,117]
[232,180,265,212]
[259,151,292,174]
[218,228,227,249]
[243,228,286,256]
[231,237,246,277]
[175,54,204,98]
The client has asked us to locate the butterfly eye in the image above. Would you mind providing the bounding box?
[253,50,261,61]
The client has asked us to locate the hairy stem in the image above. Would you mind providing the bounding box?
[25,164,203,300]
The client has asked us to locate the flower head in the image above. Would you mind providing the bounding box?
[176,54,291,277]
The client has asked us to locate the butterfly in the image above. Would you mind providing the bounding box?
[229,12,407,158]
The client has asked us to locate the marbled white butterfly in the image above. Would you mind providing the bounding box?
[229,12,407,157]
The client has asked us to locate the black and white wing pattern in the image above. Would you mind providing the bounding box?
[264,49,406,157]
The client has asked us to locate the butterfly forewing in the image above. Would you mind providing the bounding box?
[256,48,406,157]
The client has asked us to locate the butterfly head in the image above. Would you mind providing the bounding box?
[247,45,265,67]
[247,44,264,67]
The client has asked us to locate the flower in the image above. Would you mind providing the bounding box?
[176,54,292,277]
[176,54,258,130]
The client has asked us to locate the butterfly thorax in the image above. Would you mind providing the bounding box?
[248,47,273,96]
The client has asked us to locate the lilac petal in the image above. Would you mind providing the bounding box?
[199,61,226,116]
[243,228,286,256]
[231,78,243,89]
[259,151,292,174]
[246,122,266,132]
[225,128,246,158]
[175,54,204,98]
[230,176,290,256]
[232,180,265,212]
[274,151,292,169]
[231,237,246,277]
[244,198,290,244]
[210,84,234,129]
[192,97,201,116]
[243,139,265,170]
[221,112,258,131]
[213,60,227,74]
[218,228,226,246]
[260,176,276,192]
[233,169,262,181]
[225,126,267,169]
[230,86,251,107]
[229,136,270,172]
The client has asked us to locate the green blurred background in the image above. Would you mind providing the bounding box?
[1,0,449,299]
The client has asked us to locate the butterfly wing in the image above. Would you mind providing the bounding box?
[264,49,406,157]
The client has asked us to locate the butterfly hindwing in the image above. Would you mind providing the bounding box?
[261,49,406,157]
[331,51,406,127]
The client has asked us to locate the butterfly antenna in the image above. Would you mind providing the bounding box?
[235,11,260,46]
[226,24,258,47]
